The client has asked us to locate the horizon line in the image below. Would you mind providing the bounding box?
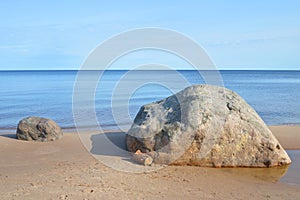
[0,69,300,71]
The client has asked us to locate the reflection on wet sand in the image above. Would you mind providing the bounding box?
[220,165,289,182]
[280,150,300,186]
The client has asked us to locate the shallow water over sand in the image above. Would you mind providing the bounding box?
[280,150,300,186]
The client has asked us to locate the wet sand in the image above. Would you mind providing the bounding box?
[0,126,300,199]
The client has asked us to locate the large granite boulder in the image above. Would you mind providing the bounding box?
[16,116,63,142]
[126,85,291,167]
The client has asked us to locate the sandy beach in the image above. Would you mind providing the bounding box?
[270,126,300,150]
[0,126,300,200]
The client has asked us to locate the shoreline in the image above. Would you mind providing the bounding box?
[1,123,300,131]
[1,124,299,150]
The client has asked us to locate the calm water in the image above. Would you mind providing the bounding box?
[0,70,300,131]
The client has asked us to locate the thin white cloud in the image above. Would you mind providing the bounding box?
[0,44,27,49]
[204,34,300,47]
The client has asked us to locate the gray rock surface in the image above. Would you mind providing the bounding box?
[126,84,291,167]
[16,116,63,142]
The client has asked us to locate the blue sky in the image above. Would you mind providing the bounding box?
[0,0,299,70]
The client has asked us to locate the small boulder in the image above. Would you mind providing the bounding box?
[16,116,63,142]
[126,85,291,167]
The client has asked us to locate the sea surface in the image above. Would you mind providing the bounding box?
[0,70,300,132]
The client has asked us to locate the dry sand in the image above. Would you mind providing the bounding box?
[0,126,300,200]
[270,126,300,150]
